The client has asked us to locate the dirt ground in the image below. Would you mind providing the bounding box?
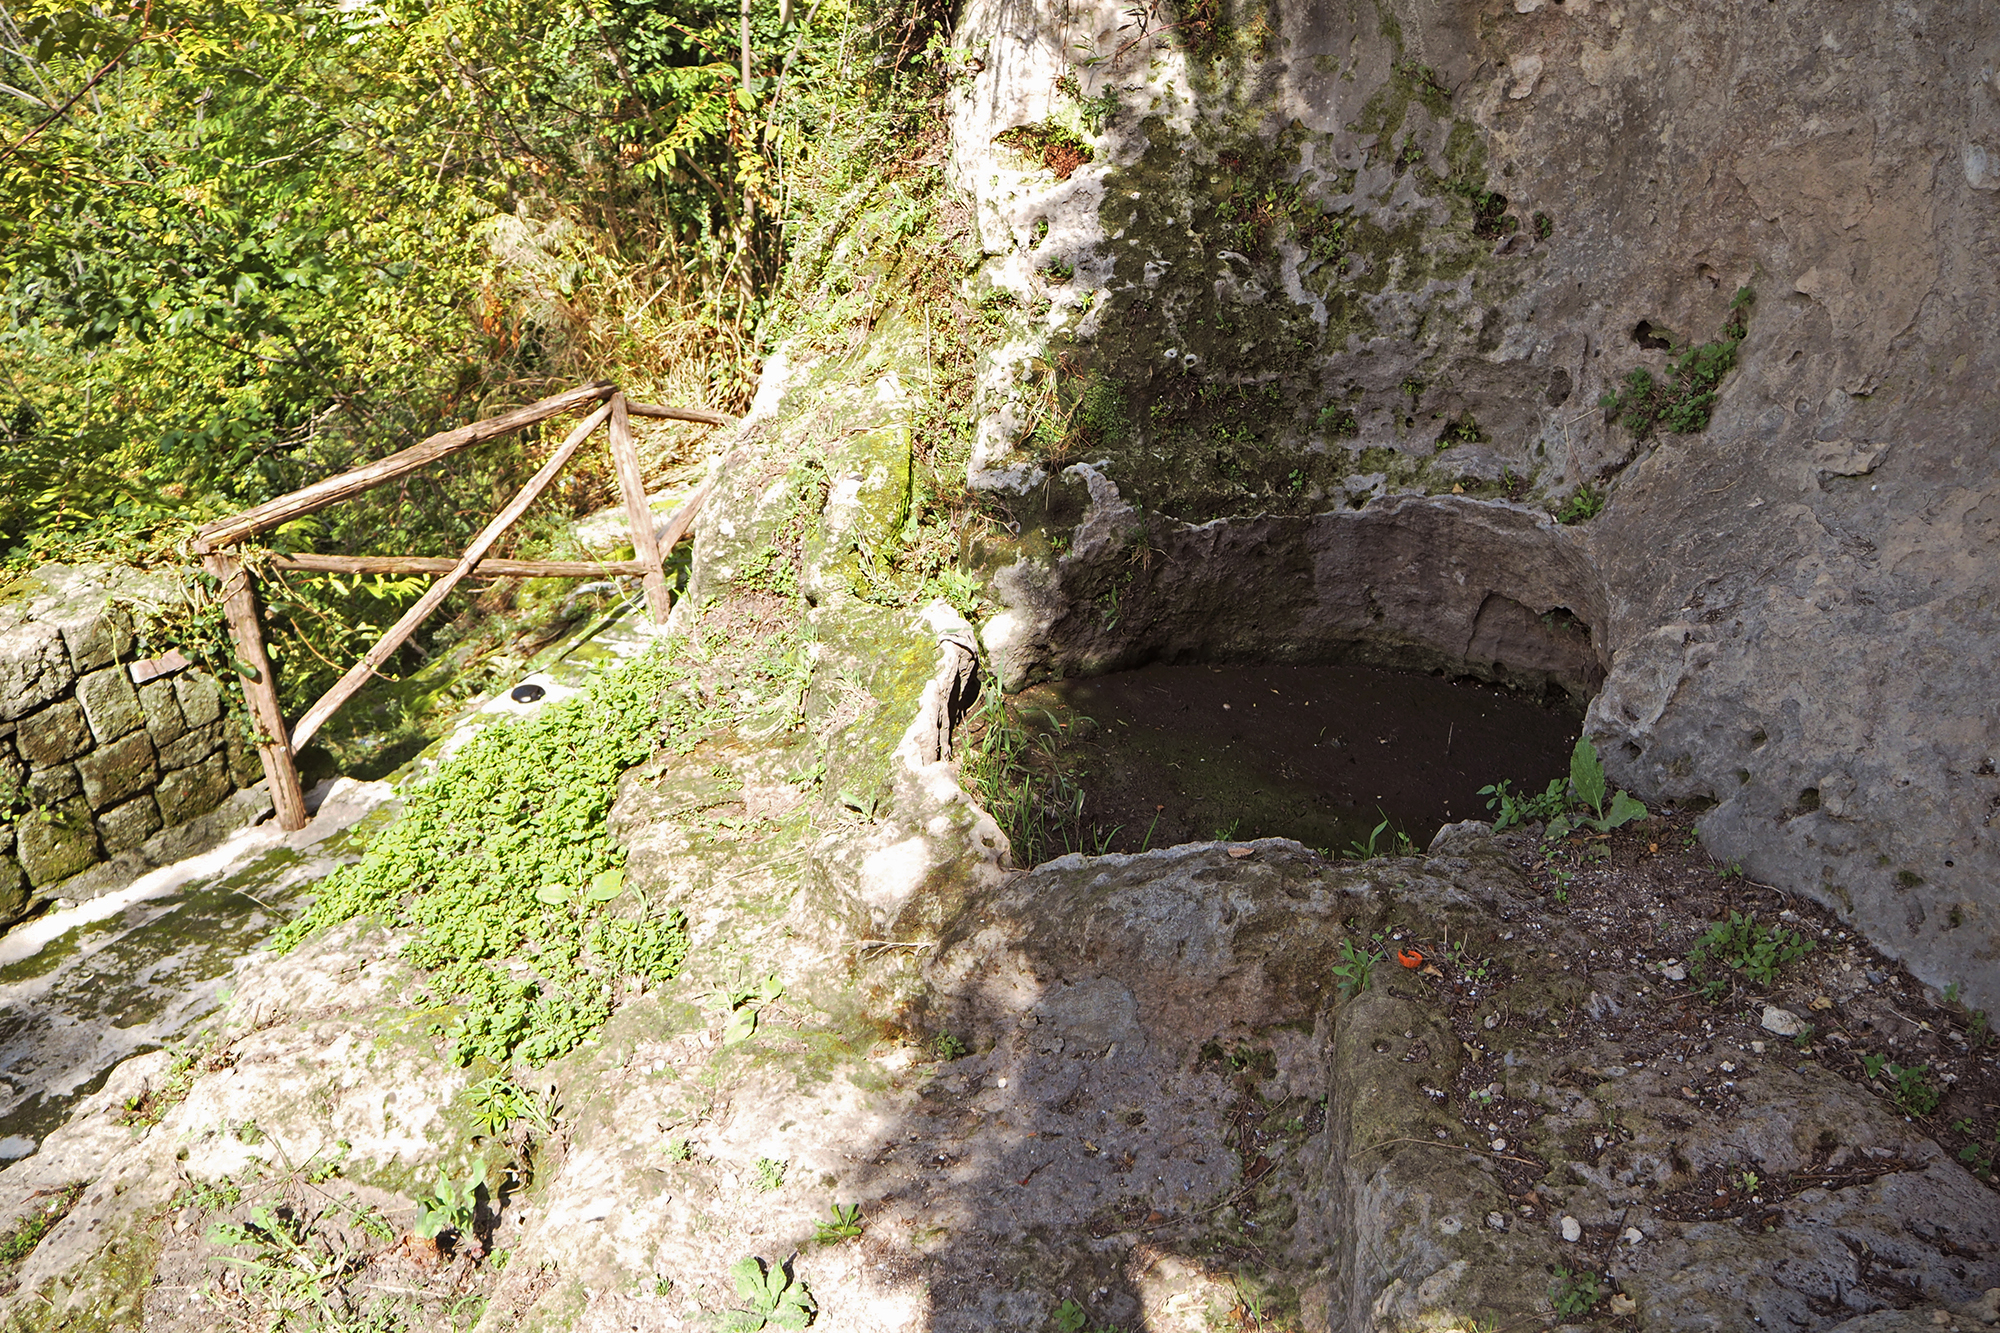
[1445,807,2000,1223]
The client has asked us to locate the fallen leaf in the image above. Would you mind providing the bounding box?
[1420,963,1444,978]
[1227,846,1253,859]
[1610,1292,1637,1315]
[1808,996,1835,1011]
[1146,1211,1167,1225]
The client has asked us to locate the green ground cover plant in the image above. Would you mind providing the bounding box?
[1480,737,1646,838]
[271,647,707,1065]
[1598,288,1754,438]
[1686,911,1814,1000]
[1861,1054,1941,1116]
[1549,1266,1603,1317]
[726,1254,816,1330]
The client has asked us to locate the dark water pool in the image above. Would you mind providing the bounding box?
[1005,661,1582,859]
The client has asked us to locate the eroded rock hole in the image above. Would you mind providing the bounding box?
[974,661,1582,864]
[1631,319,1676,350]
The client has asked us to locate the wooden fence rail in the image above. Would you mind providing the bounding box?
[190,382,734,831]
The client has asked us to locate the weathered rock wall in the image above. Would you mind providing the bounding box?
[0,565,263,925]
[946,0,2000,1008]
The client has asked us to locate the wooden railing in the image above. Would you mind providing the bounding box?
[190,382,733,831]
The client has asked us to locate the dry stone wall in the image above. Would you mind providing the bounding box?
[0,565,262,924]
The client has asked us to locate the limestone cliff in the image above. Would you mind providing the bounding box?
[944,0,2000,1009]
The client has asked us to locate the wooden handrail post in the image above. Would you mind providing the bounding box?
[606,392,672,625]
[202,553,310,832]
[287,399,615,752]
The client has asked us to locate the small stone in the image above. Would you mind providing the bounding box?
[1561,1215,1582,1242]
[1760,1006,1808,1037]
[1487,1211,1508,1231]
[1610,1293,1638,1315]
[1750,1041,1766,1054]
[1661,961,1687,981]
[1438,1215,1463,1235]
[1720,1061,1736,1073]
[1623,1226,1644,1245]
[1491,1138,1507,1151]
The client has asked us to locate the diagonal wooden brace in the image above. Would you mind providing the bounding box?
[287,399,615,753]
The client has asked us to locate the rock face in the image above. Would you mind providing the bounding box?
[13,820,1991,1331]
[0,566,261,924]
[945,0,2000,1009]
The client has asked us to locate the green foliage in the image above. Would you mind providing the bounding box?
[1485,737,1647,839]
[1548,1266,1603,1317]
[1331,935,1383,999]
[726,1254,816,1330]
[994,122,1094,179]
[1598,290,1755,438]
[411,1169,482,1241]
[1953,1119,1998,1179]
[931,1030,969,1061]
[205,1193,397,1326]
[0,1181,84,1268]
[1860,1055,1941,1116]
[813,1202,864,1244]
[1479,776,1567,831]
[1687,911,1814,997]
[271,648,700,1065]
[721,973,786,1047]
[1555,483,1606,524]
[961,687,1098,866]
[464,1076,532,1137]
[1343,815,1416,860]
[1435,412,1484,449]
[1543,737,1649,838]
[753,1157,788,1193]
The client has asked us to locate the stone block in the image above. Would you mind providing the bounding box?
[172,670,224,728]
[1,820,12,856]
[27,761,81,806]
[0,736,23,798]
[156,753,230,825]
[96,793,163,855]
[75,665,145,743]
[0,854,24,925]
[142,785,269,866]
[16,798,101,886]
[15,698,91,766]
[138,678,188,747]
[158,720,224,773]
[58,604,136,675]
[76,730,158,811]
[0,621,76,723]
[224,727,263,787]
